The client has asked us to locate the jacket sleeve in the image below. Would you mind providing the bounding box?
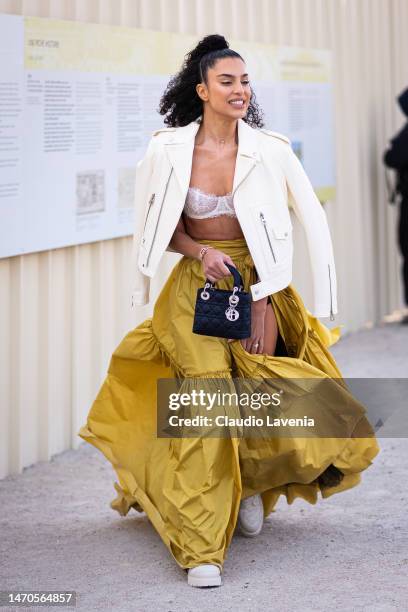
[130,138,156,308]
[280,143,338,319]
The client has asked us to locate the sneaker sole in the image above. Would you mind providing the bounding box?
[187,574,222,587]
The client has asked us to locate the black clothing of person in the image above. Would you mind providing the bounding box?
[383,87,408,306]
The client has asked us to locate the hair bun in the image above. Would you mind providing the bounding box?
[187,34,229,62]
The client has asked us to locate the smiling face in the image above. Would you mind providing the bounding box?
[196,56,251,119]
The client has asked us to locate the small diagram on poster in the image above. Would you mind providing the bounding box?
[76,169,105,214]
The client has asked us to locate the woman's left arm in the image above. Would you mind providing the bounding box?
[280,142,338,319]
[252,268,268,313]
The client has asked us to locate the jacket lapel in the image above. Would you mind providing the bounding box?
[164,116,260,199]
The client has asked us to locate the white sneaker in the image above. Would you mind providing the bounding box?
[187,564,222,587]
[236,493,264,537]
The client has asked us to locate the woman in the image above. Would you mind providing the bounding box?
[78,34,379,588]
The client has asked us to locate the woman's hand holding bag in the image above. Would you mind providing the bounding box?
[193,251,252,340]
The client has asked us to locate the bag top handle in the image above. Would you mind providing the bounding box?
[205,262,244,290]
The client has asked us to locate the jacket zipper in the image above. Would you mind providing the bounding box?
[145,167,174,267]
[259,211,277,263]
[142,193,155,235]
[328,263,334,321]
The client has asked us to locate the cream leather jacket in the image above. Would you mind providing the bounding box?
[130,116,338,319]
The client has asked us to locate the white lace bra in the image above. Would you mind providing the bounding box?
[184,186,237,219]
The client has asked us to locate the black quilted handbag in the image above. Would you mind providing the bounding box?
[192,263,252,339]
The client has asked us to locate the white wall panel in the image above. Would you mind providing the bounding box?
[0,0,406,477]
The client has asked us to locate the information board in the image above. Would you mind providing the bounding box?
[0,13,335,258]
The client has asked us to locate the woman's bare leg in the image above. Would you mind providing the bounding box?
[263,301,279,356]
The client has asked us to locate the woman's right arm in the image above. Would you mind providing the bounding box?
[168,214,235,282]
[167,214,203,259]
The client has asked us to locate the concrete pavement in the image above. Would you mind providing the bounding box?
[1,320,407,611]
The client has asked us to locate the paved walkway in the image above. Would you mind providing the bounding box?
[1,321,407,611]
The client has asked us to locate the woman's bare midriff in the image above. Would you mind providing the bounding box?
[184,138,244,240]
[183,212,245,240]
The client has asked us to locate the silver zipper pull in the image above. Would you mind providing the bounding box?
[142,193,156,237]
[146,167,173,266]
[259,211,277,263]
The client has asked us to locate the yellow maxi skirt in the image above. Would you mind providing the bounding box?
[78,237,380,572]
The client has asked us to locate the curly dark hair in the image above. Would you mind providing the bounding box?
[158,33,265,129]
